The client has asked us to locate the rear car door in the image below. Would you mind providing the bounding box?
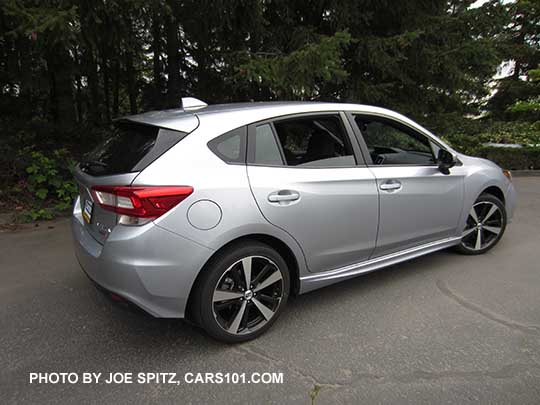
[246,112,379,273]
[348,113,464,257]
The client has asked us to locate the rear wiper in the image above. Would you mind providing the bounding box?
[80,160,107,173]
[81,160,106,168]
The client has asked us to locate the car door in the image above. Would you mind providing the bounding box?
[348,113,464,258]
[246,112,379,273]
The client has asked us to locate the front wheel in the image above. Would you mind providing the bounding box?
[456,193,507,255]
[191,241,290,343]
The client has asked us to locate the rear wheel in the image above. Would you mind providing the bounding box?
[192,241,290,343]
[456,193,506,255]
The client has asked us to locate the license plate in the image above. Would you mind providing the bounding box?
[83,199,94,224]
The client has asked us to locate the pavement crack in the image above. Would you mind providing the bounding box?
[436,279,540,336]
[233,345,347,389]
[389,362,540,383]
[234,344,540,387]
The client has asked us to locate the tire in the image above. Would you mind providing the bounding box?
[455,193,507,255]
[191,241,290,343]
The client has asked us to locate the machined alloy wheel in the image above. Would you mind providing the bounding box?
[212,255,284,335]
[458,194,506,255]
[192,242,290,343]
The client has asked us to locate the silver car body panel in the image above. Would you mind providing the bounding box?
[368,165,465,257]
[71,101,517,317]
[247,165,379,273]
[72,196,214,317]
[122,109,200,133]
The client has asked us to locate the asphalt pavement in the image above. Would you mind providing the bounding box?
[1,177,540,404]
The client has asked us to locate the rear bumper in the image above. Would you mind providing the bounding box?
[71,199,214,318]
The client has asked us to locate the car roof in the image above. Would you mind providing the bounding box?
[125,101,405,130]
[123,101,448,150]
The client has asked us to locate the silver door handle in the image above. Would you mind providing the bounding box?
[379,181,402,191]
[268,191,300,202]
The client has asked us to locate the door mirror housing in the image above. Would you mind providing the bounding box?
[437,149,457,175]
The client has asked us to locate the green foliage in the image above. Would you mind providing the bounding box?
[504,67,540,120]
[236,31,351,99]
[22,150,78,221]
[507,98,540,116]
[478,146,540,170]
[443,120,540,155]
[1,0,540,221]
[489,1,540,115]
[529,68,540,83]
[2,0,78,48]
[441,118,540,170]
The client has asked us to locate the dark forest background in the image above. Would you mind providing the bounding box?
[0,0,539,220]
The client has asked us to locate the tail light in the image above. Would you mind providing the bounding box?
[91,185,193,225]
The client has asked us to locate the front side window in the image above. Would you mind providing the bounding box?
[251,115,356,167]
[354,115,436,166]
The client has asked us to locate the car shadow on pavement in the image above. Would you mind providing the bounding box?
[84,248,457,350]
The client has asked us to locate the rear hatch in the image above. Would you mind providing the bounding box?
[74,121,188,244]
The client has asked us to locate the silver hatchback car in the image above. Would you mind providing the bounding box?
[72,99,516,342]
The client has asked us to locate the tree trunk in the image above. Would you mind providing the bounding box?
[125,50,138,114]
[152,7,164,107]
[165,4,181,108]
[46,44,76,127]
[79,0,101,124]
[75,72,83,123]
[102,55,111,122]
[113,58,120,117]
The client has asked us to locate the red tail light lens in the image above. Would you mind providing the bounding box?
[91,186,193,218]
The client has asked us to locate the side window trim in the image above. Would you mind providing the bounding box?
[340,111,369,166]
[345,112,374,165]
[270,122,287,165]
[247,111,365,168]
[251,123,285,166]
[346,112,441,167]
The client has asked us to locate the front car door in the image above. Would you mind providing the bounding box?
[246,112,379,273]
[348,113,464,258]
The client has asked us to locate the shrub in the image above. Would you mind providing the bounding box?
[476,147,540,170]
[442,120,540,166]
[20,149,78,221]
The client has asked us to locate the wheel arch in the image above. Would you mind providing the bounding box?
[185,233,301,321]
[480,185,505,205]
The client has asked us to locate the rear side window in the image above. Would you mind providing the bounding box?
[80,122,187,176]
[208,127,247,164]
[249,115,356,167]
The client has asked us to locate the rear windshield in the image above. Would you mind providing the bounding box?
[80,122,186,176]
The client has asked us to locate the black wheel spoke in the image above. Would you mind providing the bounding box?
[461,201,503,251]
[212,255,283,335]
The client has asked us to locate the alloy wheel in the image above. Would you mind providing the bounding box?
[461,201,504,251]
[212,256,284,335]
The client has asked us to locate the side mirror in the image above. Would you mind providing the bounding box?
[437,149,457,175]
